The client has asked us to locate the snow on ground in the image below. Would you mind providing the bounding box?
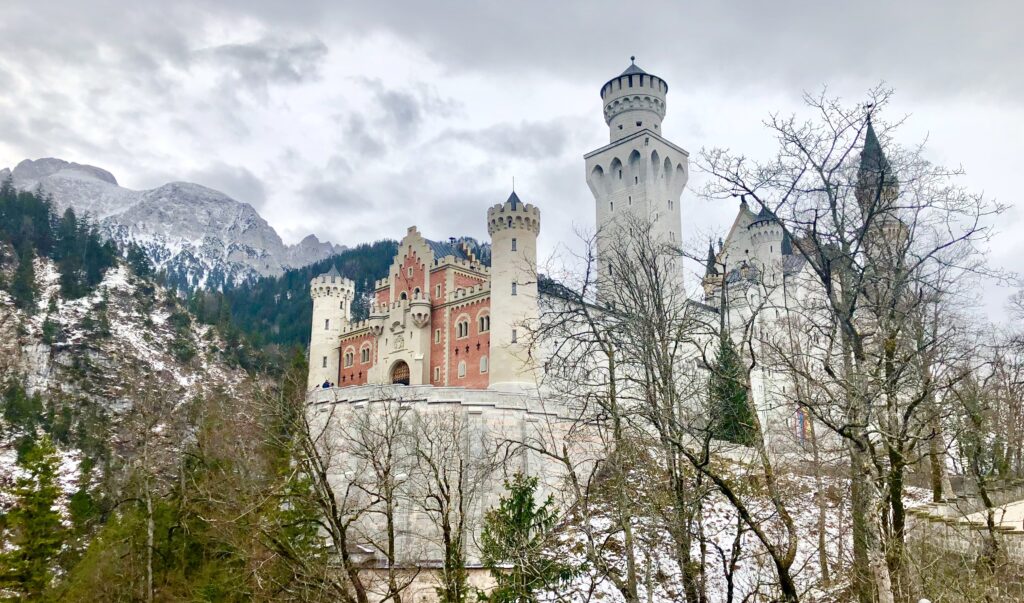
[547,470,932,603]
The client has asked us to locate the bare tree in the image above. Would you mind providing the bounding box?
[701,85,1002,603]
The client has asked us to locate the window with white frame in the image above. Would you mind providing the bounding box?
[457,361,466,378]
[480,356,488,373]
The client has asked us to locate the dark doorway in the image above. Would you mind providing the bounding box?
[391,361,410,385]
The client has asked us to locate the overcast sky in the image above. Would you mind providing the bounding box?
[1,1,1022,312]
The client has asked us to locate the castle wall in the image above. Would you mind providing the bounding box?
[447,297,490,389]
[339,331,376,386]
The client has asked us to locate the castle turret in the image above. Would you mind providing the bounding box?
[486,192,541,391]
[585,58,688,293]
[748,205,784,272]
[600,57,668,143]
[308,267,355,389]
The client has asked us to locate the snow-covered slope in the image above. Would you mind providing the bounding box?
[5,158,345,290]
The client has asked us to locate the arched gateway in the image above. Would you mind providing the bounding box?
[390,361,410,385]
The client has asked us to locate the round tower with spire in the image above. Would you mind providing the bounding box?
[486,191,541,391]
[585,57,689,293]
[308,267,355,389]
[600,56,669,143]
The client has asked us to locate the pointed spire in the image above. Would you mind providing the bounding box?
[705,240,719,276]
[860,114,890,175]
[506,190,521,209]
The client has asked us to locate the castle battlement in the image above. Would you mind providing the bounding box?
[448,282,490,302]
[487,195,541,236]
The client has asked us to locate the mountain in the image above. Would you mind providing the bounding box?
[3,158,345,291]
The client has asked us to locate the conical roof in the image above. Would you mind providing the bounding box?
[505,191,522,209]
[321,265,341,278]
[860,116,891,175]
[704,241,719,276]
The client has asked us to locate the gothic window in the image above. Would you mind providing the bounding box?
[458,361,467,378]
[360,346,370,363]
[344,352,354,368]
[479,315,490,332]
[511,238,517,251]
[456,319,470,339]
[511,282,517,296]
[480,356,488,374]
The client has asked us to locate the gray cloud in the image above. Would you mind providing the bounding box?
[198,37,328,99]
[187,162,268,208]
[440,118,583,160]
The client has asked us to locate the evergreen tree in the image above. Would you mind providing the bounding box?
[10,244,36,311]
[0,435,66,599]
[709,335,757,445]
[125,242,152,277]
[478,474,576,603]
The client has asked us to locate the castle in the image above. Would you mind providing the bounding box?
[301,59,902,598]
[307,57,688,394]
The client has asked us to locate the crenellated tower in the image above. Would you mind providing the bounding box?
[585,57,689,292]
[486,192,541,391]
[308,267,355,389]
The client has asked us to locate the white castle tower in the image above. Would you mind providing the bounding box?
[584,57,689,290]
[487,192,541,391]
[308,267,355,389]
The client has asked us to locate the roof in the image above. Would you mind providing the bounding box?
[426,239,473,262]
[620,62,647,76]
[320,266,341,278]
[505,191,522,209]
[599,57,668,95]
[425,237,492,267]
[751,204,778,224]
[860,116,891,176]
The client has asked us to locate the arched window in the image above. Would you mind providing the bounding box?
[480,356,488,374]
[478,314,490,332]
[457,361,467,378]
[360,346,371,363]
[456,318,470,339]
[343,351,354,368]
[507,217,512,228]
[400,291,408,300]
[414,287,421,298]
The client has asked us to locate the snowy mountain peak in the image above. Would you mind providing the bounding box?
[4,158,346,291]
[12,157,118,187]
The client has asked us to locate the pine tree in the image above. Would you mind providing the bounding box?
[0,435,66,599]
[709,335,757,445]
[10,244,36,311]
[478,474,576,603]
